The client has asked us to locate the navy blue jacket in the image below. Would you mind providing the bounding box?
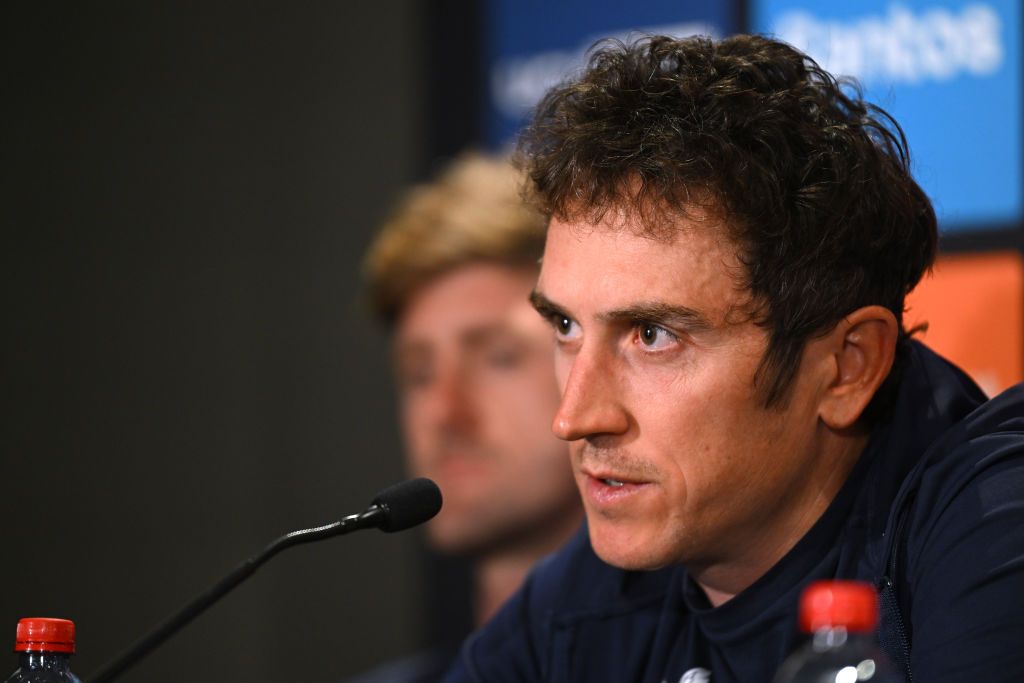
[442,343,1024,682]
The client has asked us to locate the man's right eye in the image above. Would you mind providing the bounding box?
[553,315,581,342]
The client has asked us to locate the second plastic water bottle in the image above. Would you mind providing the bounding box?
[772,581,902,683]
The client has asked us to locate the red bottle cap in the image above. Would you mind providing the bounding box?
[14,618,75,654]
[799,581,878,633]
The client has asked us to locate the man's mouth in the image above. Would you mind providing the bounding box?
[579,464,655,509]
[581,464,652,486]
[591,474,647,488]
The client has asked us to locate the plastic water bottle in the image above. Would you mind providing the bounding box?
[772,581,902,683]
[5,618,80,683]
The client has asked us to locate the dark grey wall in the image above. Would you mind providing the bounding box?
[1,3,429,680]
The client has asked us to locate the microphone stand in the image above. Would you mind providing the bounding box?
[86,506,386,683]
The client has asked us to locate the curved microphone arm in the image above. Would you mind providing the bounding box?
[84,478,440,683]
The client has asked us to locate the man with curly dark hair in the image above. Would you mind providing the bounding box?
[441,34,1024,682]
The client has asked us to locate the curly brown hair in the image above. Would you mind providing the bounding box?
[517,34,937,416]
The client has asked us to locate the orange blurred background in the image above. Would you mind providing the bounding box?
[905,251,1024,397]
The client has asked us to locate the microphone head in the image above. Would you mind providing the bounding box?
[370,477,443,533]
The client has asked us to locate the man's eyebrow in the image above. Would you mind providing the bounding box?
[530,291,712,331]
[601,302,713,331]
[529,290,563,318]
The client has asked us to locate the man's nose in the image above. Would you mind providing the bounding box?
[552,345,629,441]
[430,363,476,430]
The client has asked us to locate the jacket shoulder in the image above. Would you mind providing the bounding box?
[898,382,1024,680]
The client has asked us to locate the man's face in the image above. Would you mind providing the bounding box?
[533,212,830,574]
[394,263,578,556]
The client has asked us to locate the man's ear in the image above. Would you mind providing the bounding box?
[818,305,899,430]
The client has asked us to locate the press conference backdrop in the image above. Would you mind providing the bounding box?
[484,0,740,147]
[753,0,1022,233]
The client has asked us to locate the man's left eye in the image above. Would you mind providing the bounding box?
[637,323,676,349]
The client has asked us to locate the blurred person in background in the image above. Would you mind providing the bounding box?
[347,153,583,682]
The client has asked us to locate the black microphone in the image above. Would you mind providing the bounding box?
[370,476,444,532]
[86,478,442,683]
